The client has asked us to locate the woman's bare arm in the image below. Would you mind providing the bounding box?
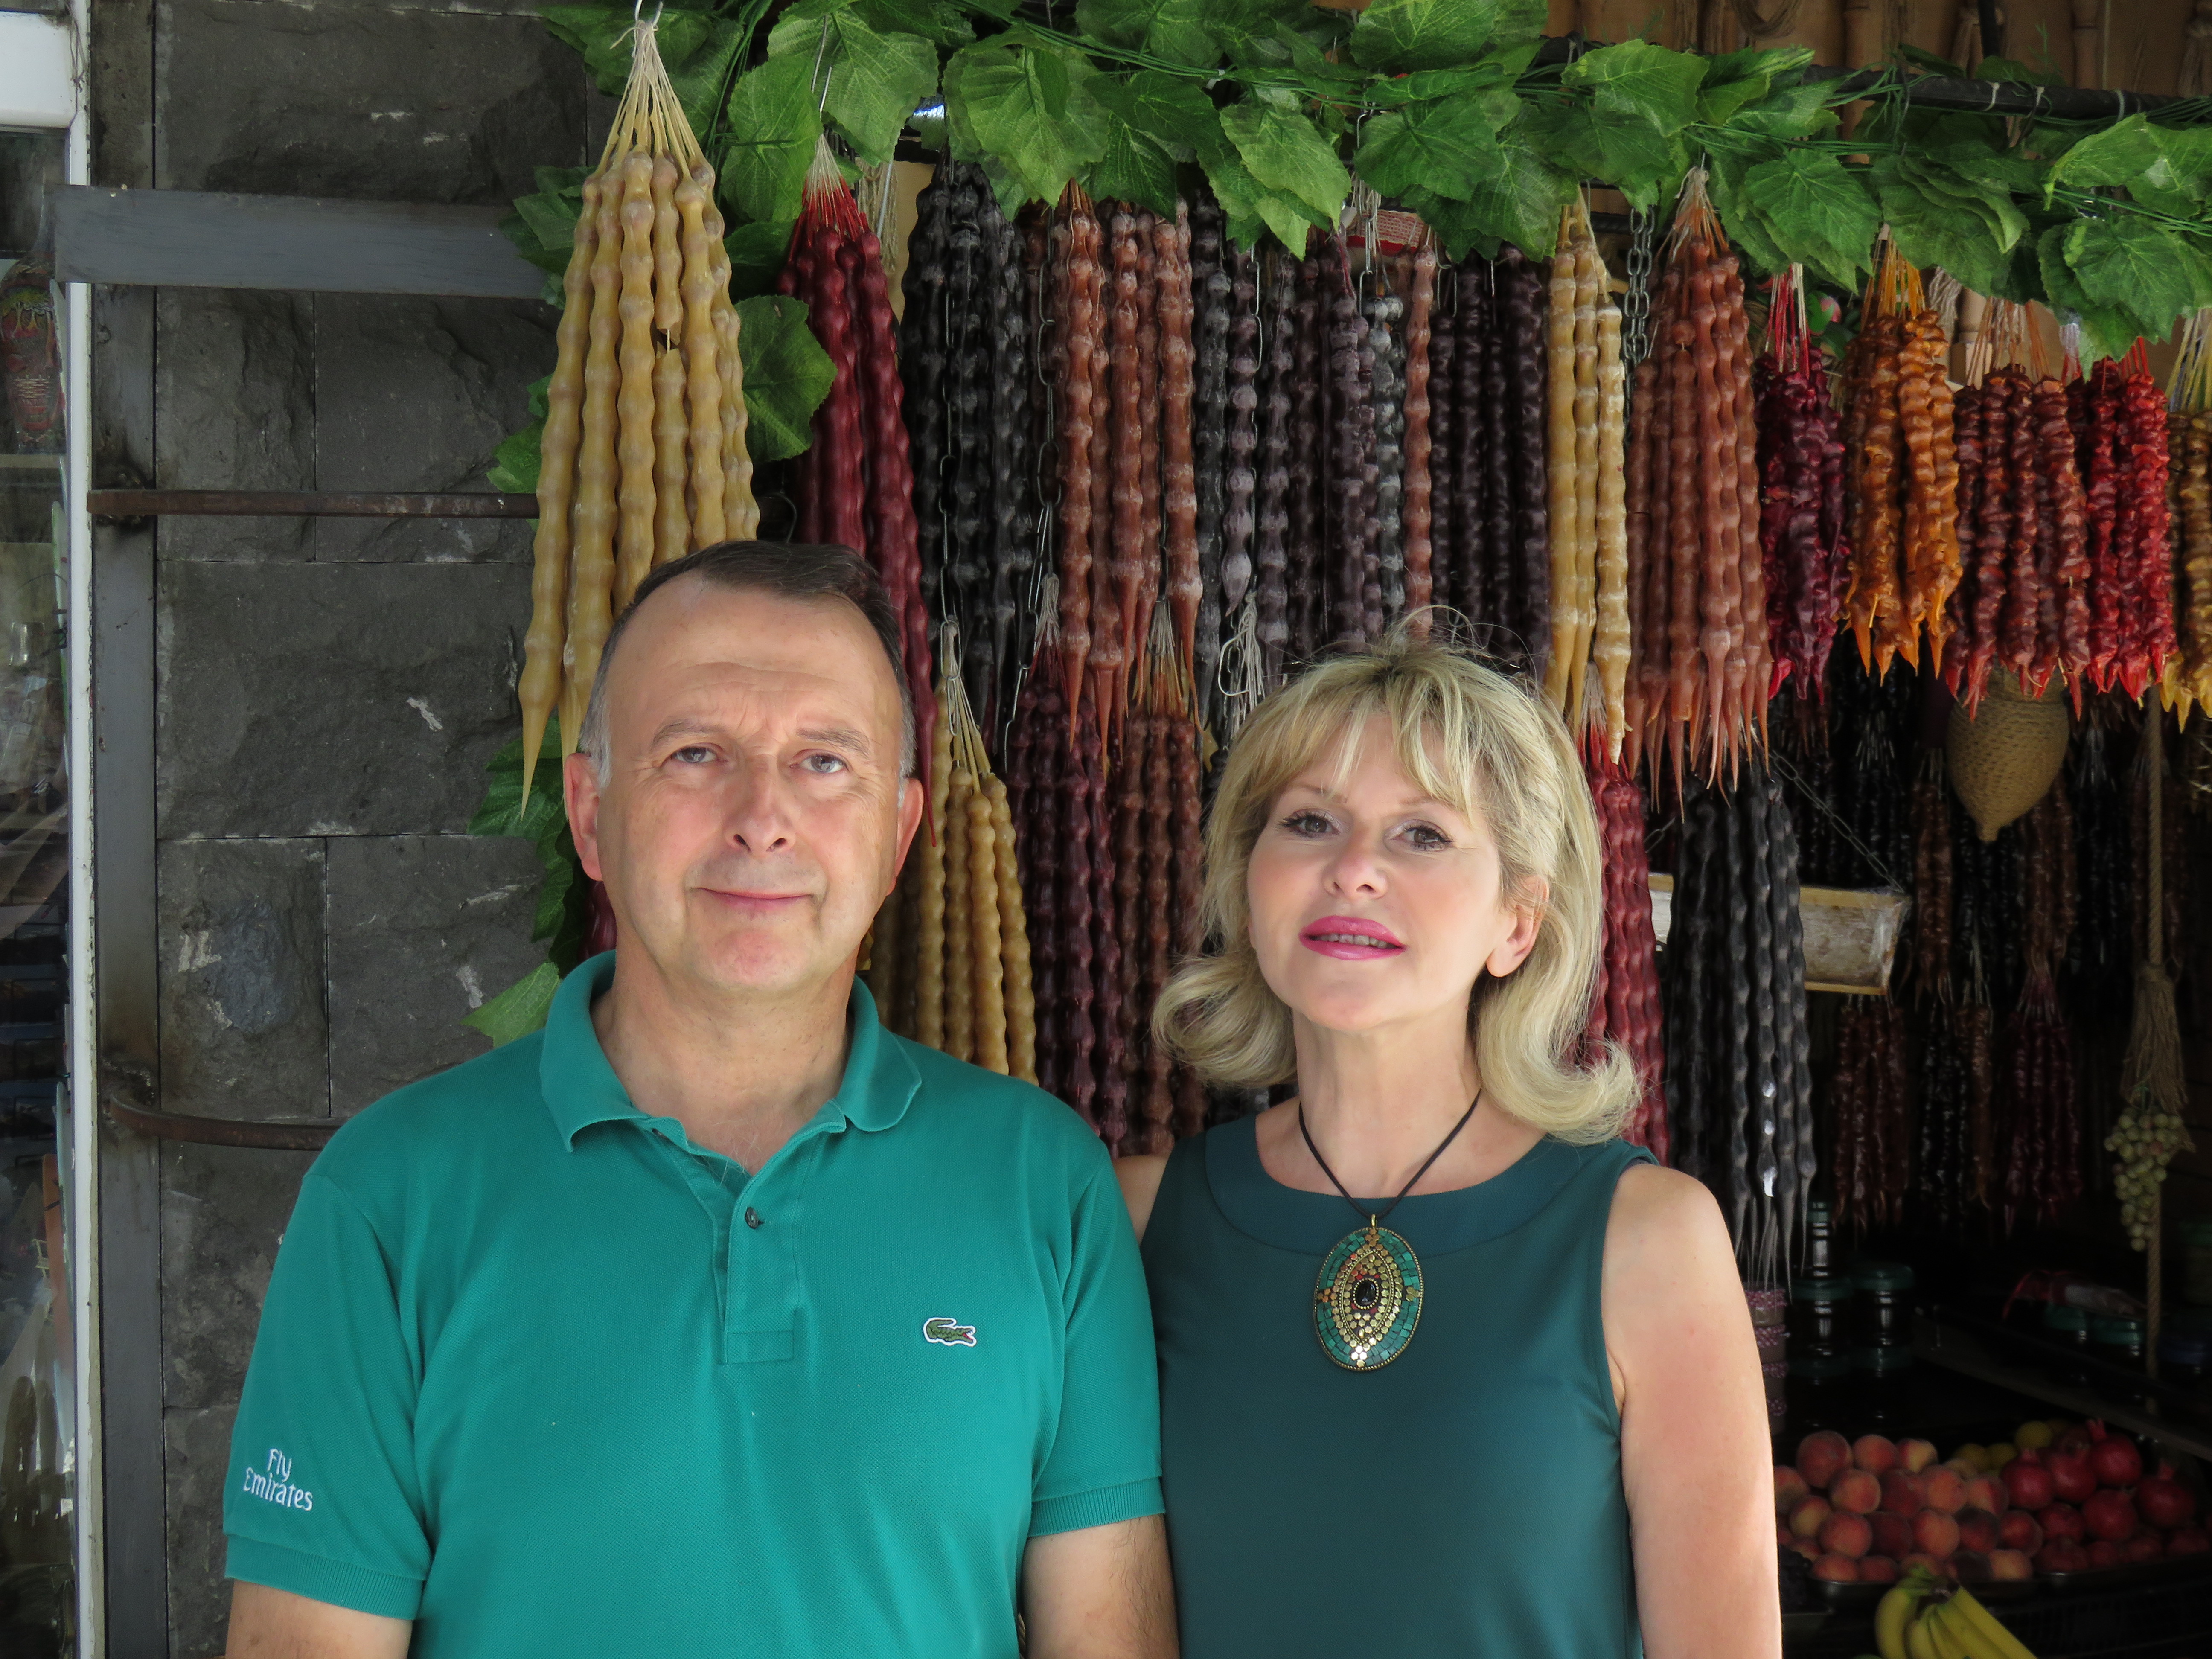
[1603,1163,1779,1659]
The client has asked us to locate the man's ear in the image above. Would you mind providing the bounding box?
[565,751,606,883]
[892,774,926,883]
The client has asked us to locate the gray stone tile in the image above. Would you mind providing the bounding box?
[156,0,591,204]
[154,289,314,565]
[312,293,556,564]
[156,560,529,838]
[166,1402,240,1659]
[161,1143,315,1410]
[157,838,329,1121]
[326,833,546,1114]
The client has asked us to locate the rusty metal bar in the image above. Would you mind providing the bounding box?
[103,1087,339,1151]
[87,489,536,520]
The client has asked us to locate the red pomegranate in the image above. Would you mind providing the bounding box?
[2048,1444,2097,1505]
[2086,1421,2143,1489]
[2036,1502,2086,1543]
[2168,1527,2211,1557]
[2082,1487,2138,1543]
[2124,1530,2165,1563]
[2136,1462,2198,1530]
[2036,1539,2090,1572]
[2002,1451,2056,1512]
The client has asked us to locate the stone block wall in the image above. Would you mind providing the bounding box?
[97,0,600,1649]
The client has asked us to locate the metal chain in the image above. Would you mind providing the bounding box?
[1623,207,1655,369]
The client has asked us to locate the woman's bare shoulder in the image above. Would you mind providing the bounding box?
[1604,1159,1740,1303]
[1115,1153,1172,1242]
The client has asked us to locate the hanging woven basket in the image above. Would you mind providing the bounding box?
[1946,672,2070,841]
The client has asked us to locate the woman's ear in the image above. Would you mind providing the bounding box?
[1485,876,1548,978]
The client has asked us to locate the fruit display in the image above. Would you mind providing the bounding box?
[1778,1422,2206,1595]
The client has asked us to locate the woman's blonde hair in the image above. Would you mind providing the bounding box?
[1153,630,1636,1143]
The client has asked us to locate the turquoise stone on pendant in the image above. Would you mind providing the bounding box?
[1313,1224,1422,1370]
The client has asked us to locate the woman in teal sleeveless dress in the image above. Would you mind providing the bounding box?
[1118,636,1777,1659]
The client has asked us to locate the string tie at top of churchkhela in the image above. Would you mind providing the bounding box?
[1752,266,1847,705]
[1544,202,1630,754]
[782,136,935,780]
[518,12,762,801]
[1842,238,1961,682]
[1636,171,1765,783]
[867,625,1036,1083]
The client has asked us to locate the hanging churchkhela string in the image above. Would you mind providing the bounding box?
[1301,1093,1480,1371]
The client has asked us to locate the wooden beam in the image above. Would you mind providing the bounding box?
[52,186,546,299]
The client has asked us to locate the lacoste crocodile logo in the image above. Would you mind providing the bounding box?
[923,1317,978,1347]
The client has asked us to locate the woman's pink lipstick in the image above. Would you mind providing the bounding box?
[1299,915,1405,959]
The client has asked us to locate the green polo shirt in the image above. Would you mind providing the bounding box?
[223,952,1161,1656]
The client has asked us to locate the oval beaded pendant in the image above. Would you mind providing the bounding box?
[1313,1223,1422,1370]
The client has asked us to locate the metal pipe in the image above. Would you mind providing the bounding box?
[86,489,536,520]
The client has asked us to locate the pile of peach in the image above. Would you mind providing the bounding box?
[1778,1426,2206,1586]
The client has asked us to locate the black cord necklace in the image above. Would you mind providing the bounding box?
[1299,1093,1481,1371]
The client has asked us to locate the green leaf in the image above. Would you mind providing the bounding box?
[736,294,837,463]
[724,220,797,300]
[1089,69,1220,160]
[1740,149,1880,289]
[533,165,591,200]
[2036,223,2154,361]
[767,6,938,165]
[1220,102,1351,226]
[1515,100,1681,213]
[1695,44,1812,125]
[1561,39,1707,137]
[1353,97,1499,203]
[1869,154,2016,297]
[2064,216,2198,340]
[1089,114,1180,219]
[1427,133,1577,259]
[853,0,975,48]
[1705,150,1791,278]
[500,210,571,276]
[721,54,823,226]
[462,962,563,1046]
[945,41,1108,207]
[1722,76,1841,140]
[2047,114,2168,198]
[1900,153,2028,254]
[1074,0,1221,68]
[487,421,544,495]
[513,190,582,262]
[1348,0,1544,73]
[1197,145,1283,250]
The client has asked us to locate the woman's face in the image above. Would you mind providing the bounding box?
[1245,714,1545,1040]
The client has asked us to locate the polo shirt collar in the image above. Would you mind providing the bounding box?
[538,952,920,1149]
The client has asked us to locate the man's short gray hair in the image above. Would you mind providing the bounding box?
[575,541,916,782]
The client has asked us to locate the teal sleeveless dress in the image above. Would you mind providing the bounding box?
[1141,1116,1656,1659]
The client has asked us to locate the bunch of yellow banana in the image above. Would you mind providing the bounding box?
[1874,1571,2040,1659]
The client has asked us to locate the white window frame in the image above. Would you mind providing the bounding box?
[3,4,98,1652]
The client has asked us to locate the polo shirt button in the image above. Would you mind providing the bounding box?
[745,1207,763,1229]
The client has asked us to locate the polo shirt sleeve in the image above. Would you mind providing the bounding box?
[223,1170,428,1621]
[1029,1156,1164,1537]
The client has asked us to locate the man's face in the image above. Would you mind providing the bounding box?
[565,581,922,1002]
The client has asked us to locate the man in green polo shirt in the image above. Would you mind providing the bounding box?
[223,543,1173,1658]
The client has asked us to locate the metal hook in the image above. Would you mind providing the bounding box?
[632,0,663,26]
